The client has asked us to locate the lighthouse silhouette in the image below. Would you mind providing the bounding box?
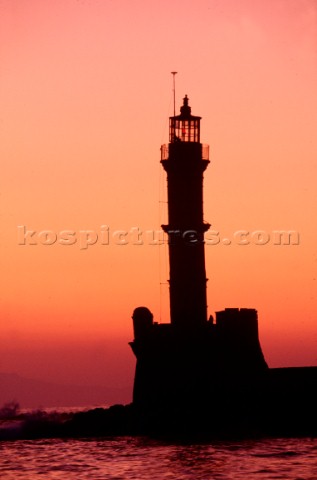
[161,94,210,328]
[130,95,267,410]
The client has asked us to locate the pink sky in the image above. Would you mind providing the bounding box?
[0,0,316,403]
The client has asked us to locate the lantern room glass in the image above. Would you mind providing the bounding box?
[169,118,200,143]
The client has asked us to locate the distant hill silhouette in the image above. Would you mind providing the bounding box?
[0,372,132,409]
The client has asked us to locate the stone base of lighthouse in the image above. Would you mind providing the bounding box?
[130,307,268,410]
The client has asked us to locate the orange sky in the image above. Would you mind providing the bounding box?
[0,0,316,397]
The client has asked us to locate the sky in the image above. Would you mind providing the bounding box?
[0,0,316,404]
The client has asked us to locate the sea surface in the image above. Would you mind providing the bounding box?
[1,435,317,479]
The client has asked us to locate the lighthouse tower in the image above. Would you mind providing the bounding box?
[161,95,210,328]
[129,95,268,410]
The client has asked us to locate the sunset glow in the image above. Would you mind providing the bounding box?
[1,0,316,402]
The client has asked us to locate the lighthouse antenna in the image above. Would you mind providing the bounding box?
[171,72,177,117]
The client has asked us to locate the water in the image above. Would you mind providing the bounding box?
[1,436,316,479]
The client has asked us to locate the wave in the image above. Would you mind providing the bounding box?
[0,401,76,441]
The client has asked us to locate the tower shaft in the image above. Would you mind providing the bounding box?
[161,96,210,328]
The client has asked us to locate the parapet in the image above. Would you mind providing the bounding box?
[215,307,268,372]
[216,308,259,339]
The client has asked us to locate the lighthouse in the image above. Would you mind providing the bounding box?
[129,95,268,409]
[161,95,210,328]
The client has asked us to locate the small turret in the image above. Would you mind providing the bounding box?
[132,307,153,339]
